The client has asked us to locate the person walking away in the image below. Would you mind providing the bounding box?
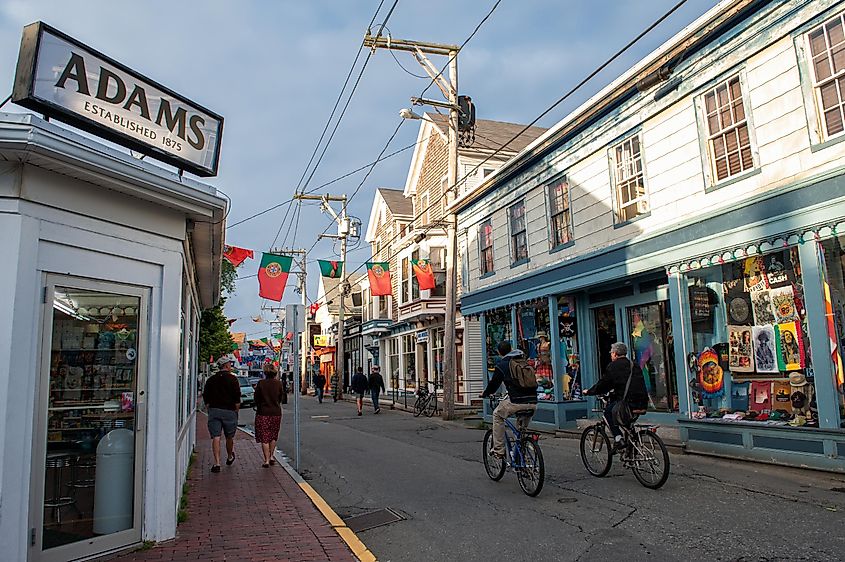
[254,363,285,468]
[479,341,538,459]
[202,354,241,472]
[314,371,327,403]
[350,366,369,416]
[583,342,649,452]
[368,365,386,414]
[330,371,340,402]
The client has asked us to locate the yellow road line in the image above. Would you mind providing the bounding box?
[298,481,377,562]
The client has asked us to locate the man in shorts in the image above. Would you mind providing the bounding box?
[202,354,241,472]
[350,366,369,416]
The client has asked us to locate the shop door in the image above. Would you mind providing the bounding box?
[593,305,618,377]
[31,278,147,561]
[625,301,677,411]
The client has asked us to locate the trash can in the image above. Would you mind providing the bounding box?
[93,429,134,534]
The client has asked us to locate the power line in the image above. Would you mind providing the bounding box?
[313,0,691,307]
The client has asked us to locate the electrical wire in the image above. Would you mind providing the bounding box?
[312,0,691,307]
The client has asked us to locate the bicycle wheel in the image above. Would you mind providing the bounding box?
[516,439,545,497]
[579,425,612,477]
[631,430,670,489]
[425,393,437,417]
[413,396,424,417]
[482,429,505,481]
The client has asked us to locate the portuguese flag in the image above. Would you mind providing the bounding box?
[223,245,254,267]
[366,262,392,296]
[318,260,343,278]
[258,253,292,301]
[412,258,436,290]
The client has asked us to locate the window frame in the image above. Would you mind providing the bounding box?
[507,199,529,266]
[608,131,650,226]
[419,193,429,226]
[478,217,494,277]
[806,11,845,142]
[546,174,574,251]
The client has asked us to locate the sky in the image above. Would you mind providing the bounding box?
[0,0,718,340]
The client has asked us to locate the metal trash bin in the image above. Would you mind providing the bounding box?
[93,429,134,534]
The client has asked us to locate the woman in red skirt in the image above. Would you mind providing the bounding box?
[254,363,285,467]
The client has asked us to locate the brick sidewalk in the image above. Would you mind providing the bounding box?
[114,413,356,562]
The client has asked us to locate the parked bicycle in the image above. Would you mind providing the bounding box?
[482,394,545,497]
[579,393,670,489]
[413,381,437,417]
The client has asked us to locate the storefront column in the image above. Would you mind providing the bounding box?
[668,271,693,417]
[510,306,518,349]
[548,295,564,402]
[798,242,840,429]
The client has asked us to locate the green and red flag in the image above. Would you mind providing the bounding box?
[318,259,343,278]
[257,253,293,301]
[223,245,254,267]
[366,262,392,296]
[412,258,436,290]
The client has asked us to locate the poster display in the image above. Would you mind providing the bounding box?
[728,325,754,372]
[775,321,805,371]
[751,325,778,373]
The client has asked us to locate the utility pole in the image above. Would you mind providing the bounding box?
[268,248,309,392]
[295,193,350,395]
[364,34,461,420]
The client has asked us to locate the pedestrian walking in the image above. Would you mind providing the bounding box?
[368,365,386,414]
[202,354,241,473]
[314,371,327,403]
[330,371,340,402]
[254,363,285,468]
[350,366,369,416]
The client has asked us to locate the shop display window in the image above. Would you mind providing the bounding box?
[820,235,845,426]
[685,247,818,427]
[402,334,416,389]
[485,309,512,380]
[388,338,400,389]
[517,300,553,401]
[557,295,584,401]
[432,328,445,389]
[627,301,676,411]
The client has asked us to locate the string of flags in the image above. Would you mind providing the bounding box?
[223,244,432,303]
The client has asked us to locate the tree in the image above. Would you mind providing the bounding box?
[199,259,238,363]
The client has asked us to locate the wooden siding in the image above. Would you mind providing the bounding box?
[459,0,845,294]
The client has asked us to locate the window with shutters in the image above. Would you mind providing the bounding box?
[808,12,845,139]
[702,75,755,182]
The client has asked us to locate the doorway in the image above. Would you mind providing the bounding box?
[593,305,617,376]
[32,278,147,561]
[625,301,677,411]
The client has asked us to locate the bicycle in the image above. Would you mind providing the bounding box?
[579,393,670,489]
[413,381,437,418]
[481,394,545,497]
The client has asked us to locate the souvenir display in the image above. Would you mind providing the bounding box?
[776,321,805,371]
[728,325,754,372]
[751,325,778,373]
[770,286,797,322]
[772,380,792,411]
[743,256,769,292]
[697,347,724,398]
[749,380,772,411]
[762,252,790,287]
[751,290,776,325]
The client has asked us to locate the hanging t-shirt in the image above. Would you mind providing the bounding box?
[771,380,792,412]
[749,381,772,412]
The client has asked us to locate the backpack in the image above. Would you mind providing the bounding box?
[508,356,538,390]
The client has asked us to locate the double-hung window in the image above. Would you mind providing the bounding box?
[548,177,572,248]
[703,75,754,182]
[479,219,494,275]
[610,134,649,223]
[429,246,446,297]
[508,200,528,264]
[807,13,845,139]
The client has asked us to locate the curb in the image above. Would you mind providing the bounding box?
[237,426,376,562]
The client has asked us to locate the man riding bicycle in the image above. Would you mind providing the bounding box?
[583,342,649,452]
[480,341,538,459]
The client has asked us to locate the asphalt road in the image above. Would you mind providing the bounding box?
[264,395,845,562]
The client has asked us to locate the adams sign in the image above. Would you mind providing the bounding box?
[12,22,223,177]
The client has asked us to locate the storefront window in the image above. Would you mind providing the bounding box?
[685,248,818,427]
[557,295,584,400]
[44,286,140,549]
[432,328,444,388]
[388,338,400,390]
[628,302,676,411]
[821,235,845,425]
[402,333,416,389]
[517,300,552,401]
[485,309,512,380]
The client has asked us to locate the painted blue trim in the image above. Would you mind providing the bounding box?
[667,272,693,418]
[510,257,530,269]
[704,167,761,194]
[549,295,563,402]
[809,133,845,153]
[510,306,518,349]
[461,172,845,314]
[479,271,495,280]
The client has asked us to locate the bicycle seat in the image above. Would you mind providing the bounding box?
[631,408,648,415]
